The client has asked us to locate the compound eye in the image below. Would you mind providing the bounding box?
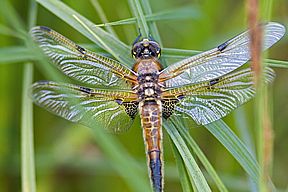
[132,45,143,58]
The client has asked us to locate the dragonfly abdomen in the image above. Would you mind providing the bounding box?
[140,100,163,192]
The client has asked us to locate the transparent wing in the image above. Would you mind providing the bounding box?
[32,81,138,133]
[31,26,137,88]
[162,67,275,125]
[160,22,285,87]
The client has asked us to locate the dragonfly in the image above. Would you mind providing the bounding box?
[31,22,285,192]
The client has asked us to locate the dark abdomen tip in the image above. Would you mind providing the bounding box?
[149,151,162,192]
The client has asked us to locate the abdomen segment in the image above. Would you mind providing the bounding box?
[140,100,163,192]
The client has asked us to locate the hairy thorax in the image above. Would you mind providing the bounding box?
[133,58,164,101]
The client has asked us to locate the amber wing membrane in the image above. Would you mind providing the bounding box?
[162,67,275,125]
[30,26,137,88]
[32,81,138,133]
[160,22,285,87]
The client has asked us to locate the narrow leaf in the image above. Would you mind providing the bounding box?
[0,46,36,64]
[205,120,259,183]
[171,117,228,192]
[164,121,211,192]
[170,140,194,192]
[128,0,149,37]
[21,63,36,192]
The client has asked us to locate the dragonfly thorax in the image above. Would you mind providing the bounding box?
[136,73,162,101]
[132,58,162,75]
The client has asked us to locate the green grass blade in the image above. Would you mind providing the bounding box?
[0,24,24,39]
[148,6,201,21]
[36,0,133,65]
[21,2,37,191]
[233,108,257,190]
[95,18,137,27]
[265,59,288,68]
[89,0,118,38]
[128,0,149,37]
[205,120,259,183]
[139,0,168,67]
[170,141,194,191]
[139,0,161,43]
[171,117,228,192]
[164,121,211,192]
[21,63,36,192]
[0,46,36,64]
[28,0,38,28]
[95,6,201,27]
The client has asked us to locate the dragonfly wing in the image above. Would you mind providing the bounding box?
[31,26,137,88]
[160,22,285,87]
[32,81,138,133]
[162,67,275,125]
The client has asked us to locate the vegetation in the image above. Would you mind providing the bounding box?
[0,0,287,191]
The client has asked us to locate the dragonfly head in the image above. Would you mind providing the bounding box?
[132,38,161,59]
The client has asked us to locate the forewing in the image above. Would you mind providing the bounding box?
[31,26,137,88]
[162,67,275,125]
[32,81,138,133]
[161,22,285,87]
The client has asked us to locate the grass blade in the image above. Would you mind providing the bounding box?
[139,0,161,43]
[0,24,24,38]
[205,120,259,183]
[21,63,36,192]
[170,142,194,191]
[171,117,228,192]
[0,46,36,64]
[265,58,288,68]
[233,108,258,191]
[95,6,201,27]
[21,2,37,191]
[128,0,149,37]
[164,121,211,191]
[89,0,118,38]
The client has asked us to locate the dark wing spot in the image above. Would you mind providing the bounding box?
[217,41,229,52]
[209,78,219,86]
[162,99,179,119]
[76,45,86,54]
[123,101,139,119]
[79,86,92,94]
[39,26,51,32]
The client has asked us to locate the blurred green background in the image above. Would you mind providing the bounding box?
[1,0,288,191]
